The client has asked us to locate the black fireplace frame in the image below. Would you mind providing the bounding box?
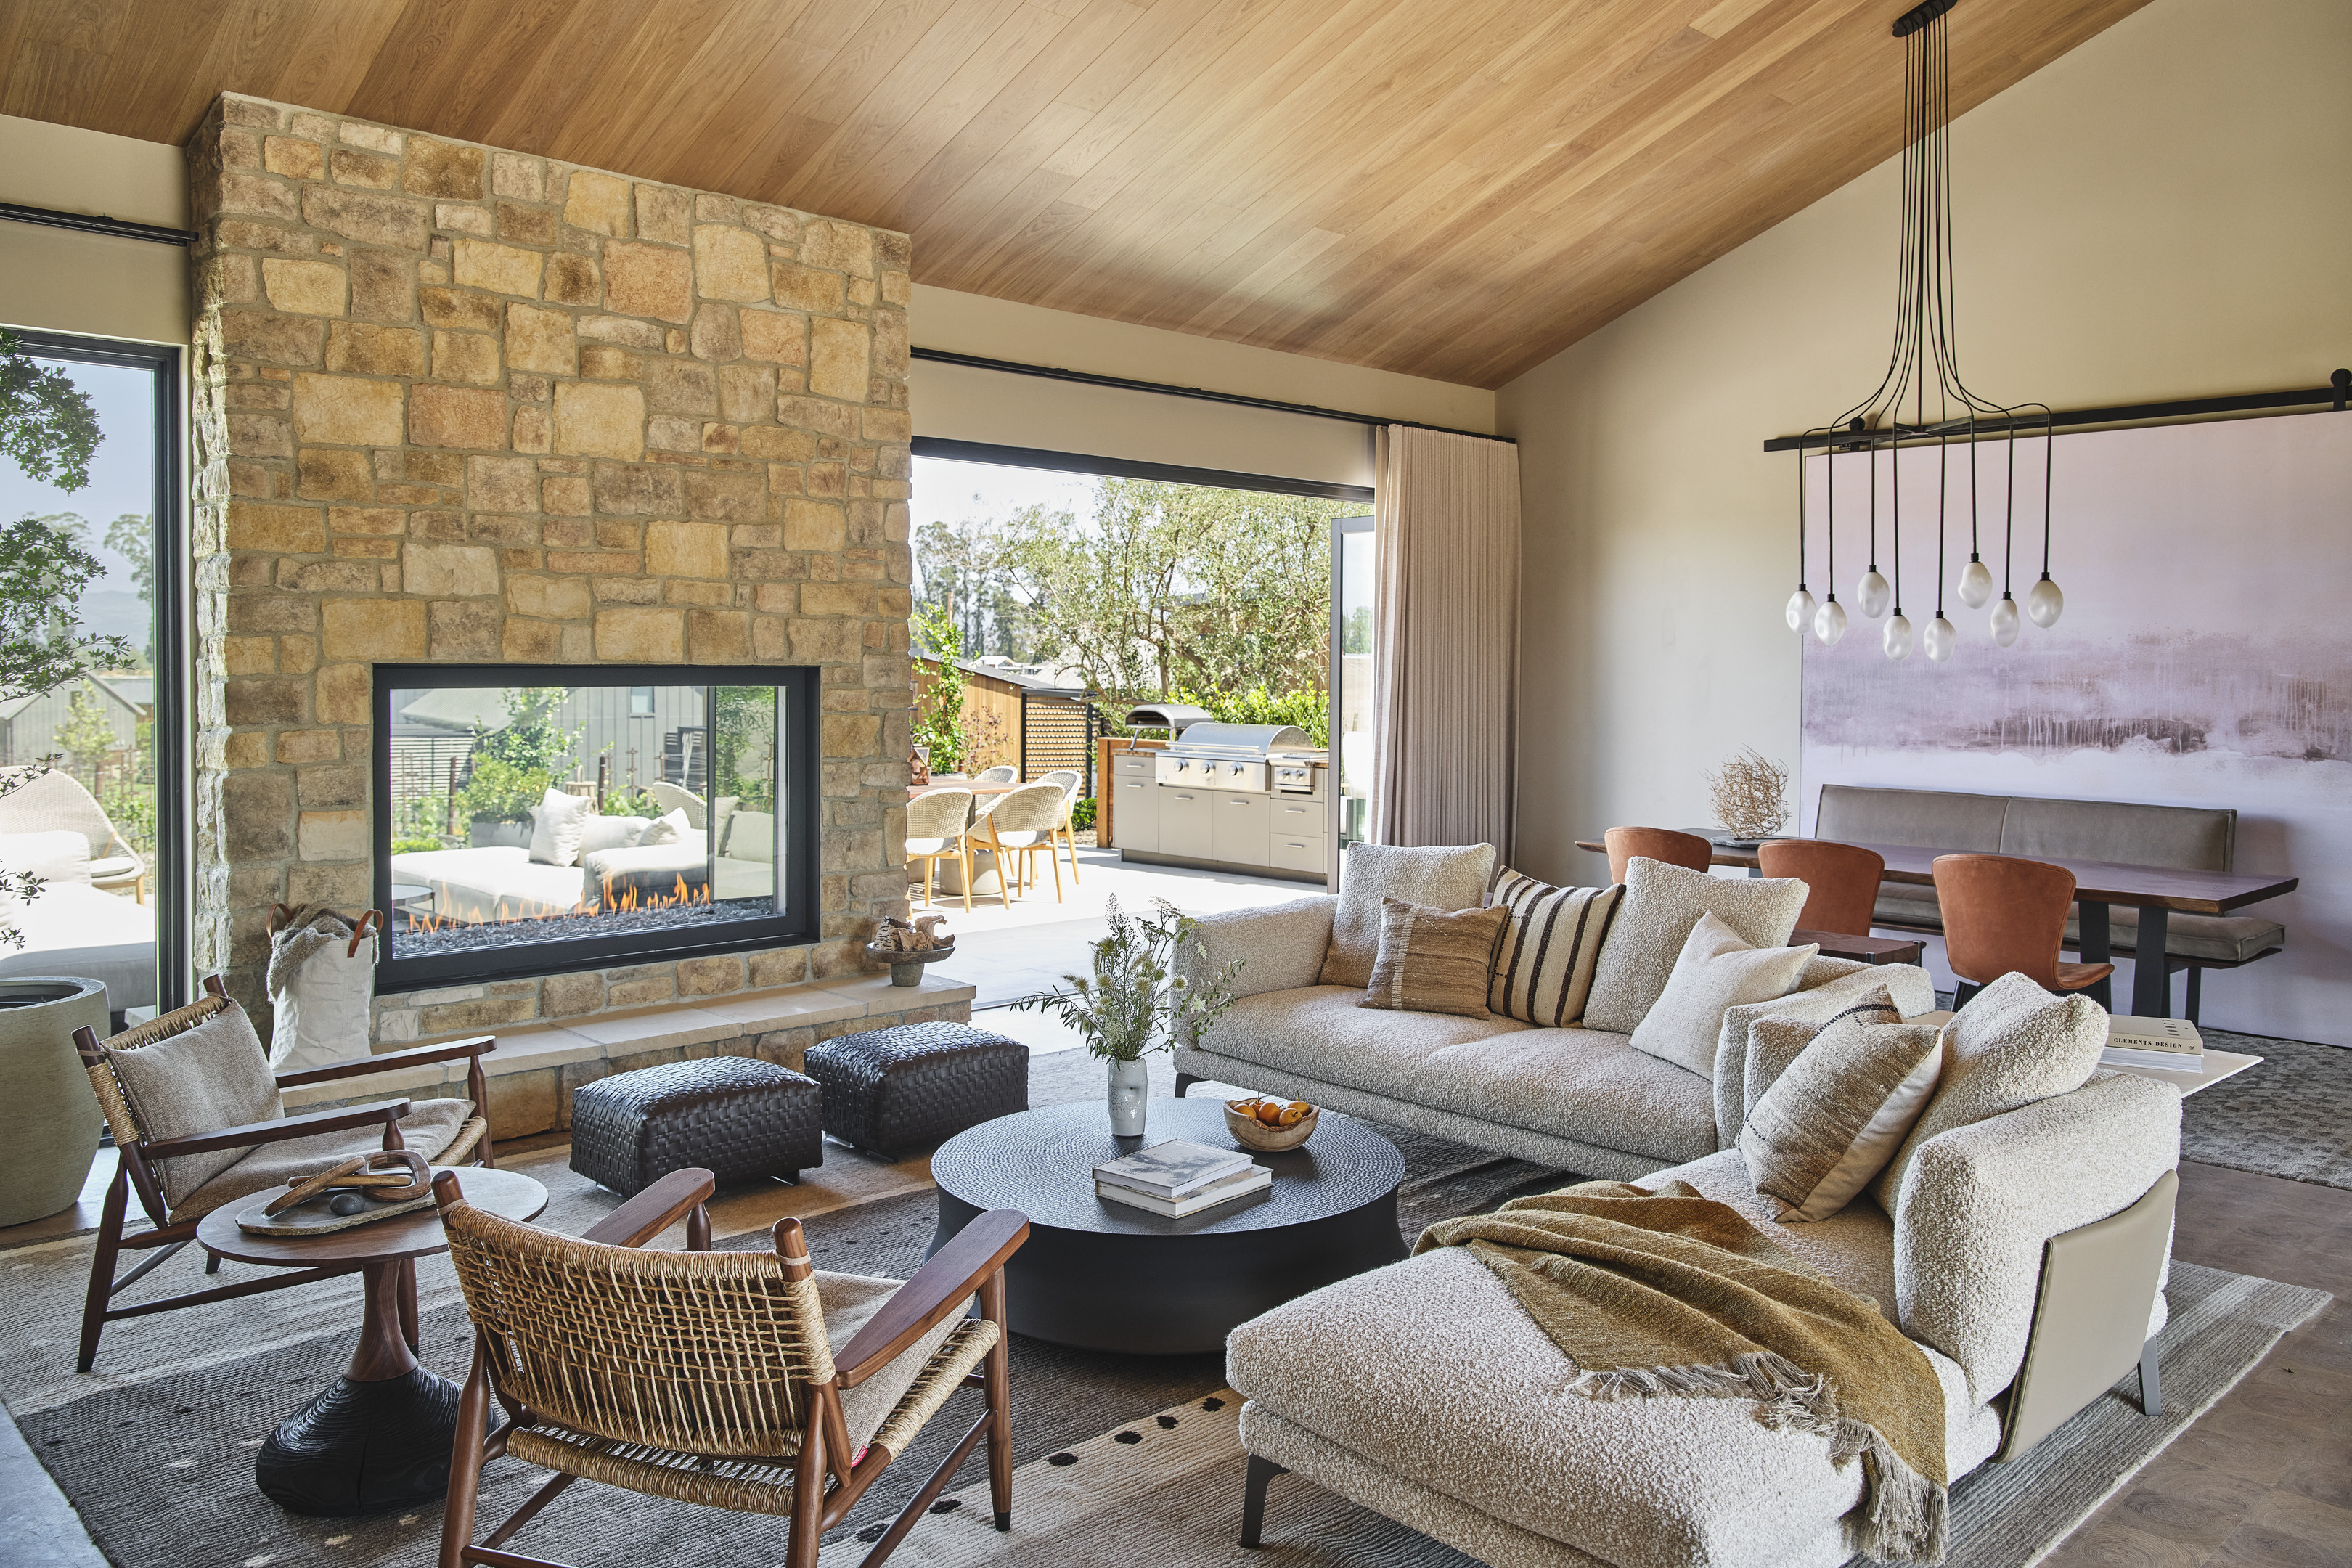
[370,662,822,992]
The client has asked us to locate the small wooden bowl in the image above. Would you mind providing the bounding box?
[1224,1101,1319,1152]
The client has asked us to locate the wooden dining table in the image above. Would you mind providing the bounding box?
[907,781,1021,800]
[1575,835,2298,1019]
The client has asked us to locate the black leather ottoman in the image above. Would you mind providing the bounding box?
[569,1055,822,1197]
[804,1022,1028,1159]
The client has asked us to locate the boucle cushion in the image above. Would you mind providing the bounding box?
[0,829,93,885]
[1625,912,1816,1079]
[527,788,593,867]
[1739,988,1943,1222]
[1485,870,1625,1026]
[1320,843,1495,989]
[1583,859,1810,1036]
[1869,970,2107,1215]
[576,812,652,857]
[101,1005,284,1208]
[1361,899,1507,1019]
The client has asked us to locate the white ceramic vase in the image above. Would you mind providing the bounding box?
[1107,1056,1149,1138]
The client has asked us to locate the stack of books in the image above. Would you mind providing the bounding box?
[2102,1015,2205,1071]
[1094,1140,1272,1218]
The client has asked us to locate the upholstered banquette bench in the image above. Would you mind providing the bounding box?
[1816,785,2285,1016]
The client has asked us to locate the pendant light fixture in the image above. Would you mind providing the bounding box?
[1784,0,2065,657]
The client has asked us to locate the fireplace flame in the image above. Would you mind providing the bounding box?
[400,873,713,932]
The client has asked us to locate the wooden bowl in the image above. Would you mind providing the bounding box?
[1224,1100,1319,1152]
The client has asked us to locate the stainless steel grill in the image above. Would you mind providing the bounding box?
[1152,722,1312,793]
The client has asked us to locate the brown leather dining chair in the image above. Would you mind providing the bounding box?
[1757,840,1886,937]
[1933,853,2115,1010]
[1604,826,1714,886]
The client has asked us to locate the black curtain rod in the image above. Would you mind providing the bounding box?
[1764,369,2351,452]
[0,201,193,246]
[910,346,1509,444]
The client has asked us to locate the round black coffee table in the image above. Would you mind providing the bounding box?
[928,1098,1406,1354]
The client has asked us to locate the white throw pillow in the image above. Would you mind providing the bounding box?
[1626,912,1818,1079]
[1320,842,1497,989]
[527,788,593,867]
[576,813,652,857]
[1739,987,1943,1222]
[724,810,776,864]
[1583,858,1810,1035]
[0,829,93,885]
[1869,970,2110,1215]
[639,807,691,846]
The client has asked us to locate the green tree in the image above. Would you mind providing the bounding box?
[54,684,119,773]
[0,512,135,702]
[0,330,102,489]
[910,603,973,772]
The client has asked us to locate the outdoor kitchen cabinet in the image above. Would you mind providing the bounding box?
[1159,787,1214,860]
[1113,772,1159,852]
[1211,790,1272,867]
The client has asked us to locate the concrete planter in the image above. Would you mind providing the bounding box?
[0,976,110,1227]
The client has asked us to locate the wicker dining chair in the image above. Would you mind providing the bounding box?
[976,782,1069,903]
[72,975,496,1372]
[906,786,977,912]
[0,766,149,900]
[1037,768,1085,886]
[433,1166,1029,1568]
[973,764,1018,784]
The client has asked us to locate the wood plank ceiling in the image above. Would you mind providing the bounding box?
[0,0,2148,388]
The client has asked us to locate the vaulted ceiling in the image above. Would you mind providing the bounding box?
[1,0,2146,387]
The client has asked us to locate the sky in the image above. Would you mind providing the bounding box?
[910,454,1096,535]
[1,355,157,645]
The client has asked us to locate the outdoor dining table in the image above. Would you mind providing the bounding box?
[1574,835,2298,1020]
[906,781,1022,799]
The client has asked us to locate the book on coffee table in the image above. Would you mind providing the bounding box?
[1097,1166,1273,1218]
[2102,1015,2203,1070]
[1093,1139,1254,1201]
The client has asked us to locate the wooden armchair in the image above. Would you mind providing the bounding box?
[434,1166,1029,1568]
[73,974,495,1372]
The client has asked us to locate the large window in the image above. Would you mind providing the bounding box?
[0,330,184,1018]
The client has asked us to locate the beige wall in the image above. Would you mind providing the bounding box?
[0,114,189,343]
[1497,0,2352,886]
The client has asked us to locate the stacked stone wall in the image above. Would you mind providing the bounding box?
[185,93,913,1038]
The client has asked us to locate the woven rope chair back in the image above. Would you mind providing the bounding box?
[973,765,1017,784]
[984,782,1064,838]
[907,787,973,841]
[1037,769,1082,807]
[443,1201,836,1458]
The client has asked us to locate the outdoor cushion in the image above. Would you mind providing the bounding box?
[175,1097,475,1220]
[528,788,592,867]
[0,829,91,884]
[576,812,652,857]
[1583,860,1809,1037]
[100,1003,283,1208]
[725,810,776,863]
[1625,912,1816,1079]
[1320,843,1496,989]
[1362,899,1507,1019]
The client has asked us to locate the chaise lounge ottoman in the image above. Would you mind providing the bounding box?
[569,1055,823,1197]
[804,1022,1028,1159]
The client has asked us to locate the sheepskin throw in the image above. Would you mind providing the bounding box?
[1361,899,1508,1019]
[1485,870,1625,1026]
[1320,842,1496,988]
[1418,1180,1948,1564]
[1741,989,1944,1222]
[1583,858,1810,1036]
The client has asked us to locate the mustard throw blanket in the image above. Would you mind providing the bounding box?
[1416,1181,1947,1564]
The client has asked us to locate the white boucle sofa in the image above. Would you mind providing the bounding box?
[1170,895,1936,1180]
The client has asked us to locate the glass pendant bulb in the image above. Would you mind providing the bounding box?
[1785,586,1817,634]
[1814,597,1847,646]
[1957,555,1993,609]
[1882,612,1914,661]
[2025,573,2065,629]
[1855,568,1891,618]
[1990,592,2021,648]
[1924,615,1957,663]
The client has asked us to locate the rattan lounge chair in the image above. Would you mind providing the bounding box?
[433,1165,1029,1568]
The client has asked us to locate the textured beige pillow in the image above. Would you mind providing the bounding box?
[102,1005,284,1209]
[1360,899,1508,1019]
[1869,970,2109,1215]
[1320,842,1496,988]
[1485,870,1625,1026]
[1625,912,1818,1078]
[1583,858,1810,1035]
[1740,988,1944,1222]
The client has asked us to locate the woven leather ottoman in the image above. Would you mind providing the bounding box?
[569,1056,822,1198]
[804,1022,1028,1159]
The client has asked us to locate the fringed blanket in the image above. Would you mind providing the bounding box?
[1416,1180,1948,1564]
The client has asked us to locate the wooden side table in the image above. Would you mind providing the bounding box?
[1791,928,1927,966]
[196,1165,546,1517]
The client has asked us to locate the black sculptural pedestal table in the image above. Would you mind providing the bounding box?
[197,1165,547,1516]
[928,1098,1406,1355]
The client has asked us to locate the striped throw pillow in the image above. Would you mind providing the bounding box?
[1739,988,1943,1222]
[1360,899,1510,1019]
[1485,870,1626,1026]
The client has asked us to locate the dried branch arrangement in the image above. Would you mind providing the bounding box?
[1706,748,1792,840]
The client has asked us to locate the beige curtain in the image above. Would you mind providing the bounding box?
[1371,425,1522,856]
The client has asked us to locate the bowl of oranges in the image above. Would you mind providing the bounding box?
[1224,1096,1319,1152]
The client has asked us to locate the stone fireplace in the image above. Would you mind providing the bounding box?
[185,93,917,1048]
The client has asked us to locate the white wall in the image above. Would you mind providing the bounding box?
[0,114,189,344]
[1498,0,2352,904]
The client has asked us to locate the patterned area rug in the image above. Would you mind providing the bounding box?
[2180,1031,2352,1189]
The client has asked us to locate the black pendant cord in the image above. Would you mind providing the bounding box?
[1935,433,1949,620]
[1824,438,1838,610]
[2003,424,2018,599]
[2040,407,2057,584]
